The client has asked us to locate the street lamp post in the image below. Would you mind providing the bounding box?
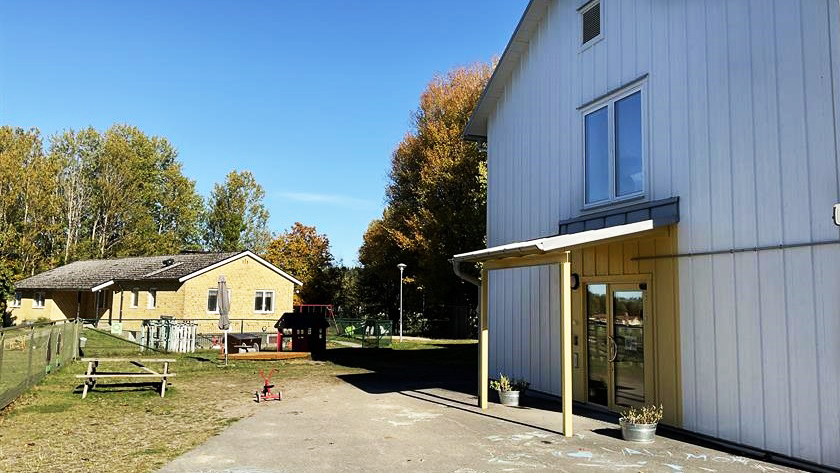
[397,263,406,342]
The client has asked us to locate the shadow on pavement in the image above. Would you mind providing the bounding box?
[320,344,476,396]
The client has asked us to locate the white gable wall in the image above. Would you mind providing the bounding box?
[485,0,840,466]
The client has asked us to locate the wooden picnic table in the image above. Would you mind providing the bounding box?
[76,358,176,398]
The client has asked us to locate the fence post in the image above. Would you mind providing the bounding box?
[27,326,35,383]
[0,332,4,384]
[73,319,80,360]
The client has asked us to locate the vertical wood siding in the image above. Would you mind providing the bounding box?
[484,0,840,466]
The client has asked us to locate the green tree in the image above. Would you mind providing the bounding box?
[78,124,202,258]
[0,127,62,277]
[0,264,16,327]
[204,170,271,253]
[264,222,334,303]
[49,127,100,263]
[358,63,492,321]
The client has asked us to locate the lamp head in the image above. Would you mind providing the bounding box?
[397,263,407,271]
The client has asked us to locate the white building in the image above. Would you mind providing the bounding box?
[453,0,840,468]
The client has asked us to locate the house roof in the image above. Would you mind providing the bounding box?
[15,251,302,291]
[464,0,550,142]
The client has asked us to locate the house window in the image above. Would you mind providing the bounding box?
[33,292,46,309]
[11,291,21,308]
[147,289,157,309]
[584,88,644,206]
[130,289,139,308]
[254,290,274,313]
[580,0,602,46]
[208,289,218,313]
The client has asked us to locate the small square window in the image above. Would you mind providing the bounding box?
[11,291,21,308]
[581,1,601,45]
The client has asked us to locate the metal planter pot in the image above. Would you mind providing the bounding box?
[619,419,658,443]
[498,390,520,407]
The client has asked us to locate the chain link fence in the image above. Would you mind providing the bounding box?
[332,318,392,348]
[0,320,80,409]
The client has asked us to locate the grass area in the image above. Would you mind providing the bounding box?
[0,335,364,473]
[390,338,476,350]
[80,327,148,356]
[0,332,476,473]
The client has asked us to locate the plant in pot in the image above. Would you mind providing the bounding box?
[489,373,530,407]
[619,404,663,443]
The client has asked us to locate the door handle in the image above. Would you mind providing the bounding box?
[608,336,617,362]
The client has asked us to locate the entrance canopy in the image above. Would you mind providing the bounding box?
[453,219,660,438]
[453,219,655,264]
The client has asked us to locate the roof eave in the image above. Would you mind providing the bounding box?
[462,0,551,143]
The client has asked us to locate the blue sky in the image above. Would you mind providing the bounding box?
[0,1,527,264]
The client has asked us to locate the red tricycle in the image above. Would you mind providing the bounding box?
[254,369,282,402]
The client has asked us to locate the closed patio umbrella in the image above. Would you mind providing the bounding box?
[217,275,231,364]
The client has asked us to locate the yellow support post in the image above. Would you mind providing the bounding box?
[561,251,574,437]
[479,268,489,409]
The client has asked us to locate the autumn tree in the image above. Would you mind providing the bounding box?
[358,63,492,323]
[0,127,62,276]
[204,170,271,254]
[264,222,334,303]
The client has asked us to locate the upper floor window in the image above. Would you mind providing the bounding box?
[147,289,157,309]
[130,289,139,308]
[11,291,21,308]
[584,87,644,206]
[33,292,46,309]
[254,290,274,313]
[580,0,602,46]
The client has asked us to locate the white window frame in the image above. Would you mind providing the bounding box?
[147,288,157,309]
[581,82,648,210]
[579,0,604,51]
[33,292,46,309]
[254,289,275,314]
[11,291,21,308]
[208,288,232,314]
[130,288,139,308]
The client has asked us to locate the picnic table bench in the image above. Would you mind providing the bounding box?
[76,358,176,398]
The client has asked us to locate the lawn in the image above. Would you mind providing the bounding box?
[0,334,475,473]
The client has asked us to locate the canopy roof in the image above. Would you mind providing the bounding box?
[452,220,656,264]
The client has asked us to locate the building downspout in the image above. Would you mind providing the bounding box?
[451,259,488,408]
[451,259,481,288]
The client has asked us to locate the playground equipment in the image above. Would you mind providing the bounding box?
[254,369,282,402]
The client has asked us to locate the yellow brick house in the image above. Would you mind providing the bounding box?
[11,251,301,333]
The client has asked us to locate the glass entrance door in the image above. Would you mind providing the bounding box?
[586,283,647,410]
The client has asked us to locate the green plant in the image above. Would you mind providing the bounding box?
[489,373,529,392]
[620,404,663,425]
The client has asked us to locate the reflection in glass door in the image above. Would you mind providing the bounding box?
[586,283,647,410]
[612,289,644,408]
[586,284,609,406]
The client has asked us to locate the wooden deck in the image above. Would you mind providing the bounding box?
[218,351,311,361]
